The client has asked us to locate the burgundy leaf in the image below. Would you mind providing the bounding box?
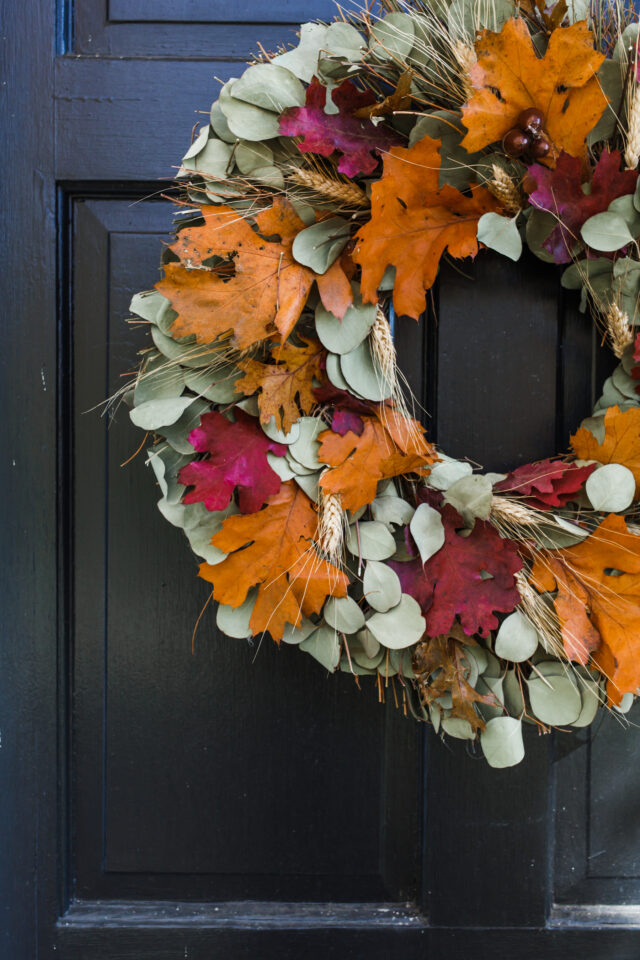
[527,150,638,263]
[398,504,522,637]
[331,409,365,436]
[178,409,286,514]
[279,77,402,178]
[494,458,596,508]
[313,381,375,416]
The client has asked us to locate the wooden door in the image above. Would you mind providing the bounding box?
[3,3,640,958]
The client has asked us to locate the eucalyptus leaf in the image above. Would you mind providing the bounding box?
[326,351,351,392]
[231,63,305,113]
[369,12,415,61]
[261,416,300,445]
[477,213,522,261]
[216,591,256,639]
[282,617,318,645]
[219,79,281,141]
[363,561,402,613]
[160,398,210,454]
[300,624,341,671]
[266,452,295,482]
[527,671,582,725]
[294,472,320,502]
[581,211,634,253]
[271,22,329,82]
[210,100,236,143]
[441,716,476,740]
[371,495,415,527]
[315,287,377,354]
[588,59,624,145]
[340,340,393,402]
[443,474,493,525]
[571,679,601,727]
[134,353,185,405]
[586,463,635,512]
[346,521,396,561]
[324,596,366,634]
[366,594,426,649]
[130,395,195,431]
[481,717,525,768]
[525,208,558,263]
[494,610,539,662]
[183,366,241,404]
[234,140,274,175]
[427,458,473,491]
[288,417,324,469]
[409,502,445,565]
[292,217,351,274]
[184,137,233,179]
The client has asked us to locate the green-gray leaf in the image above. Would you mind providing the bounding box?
[581,211,634,252]
[481,716,525,768]
[494,610,539,662]
[363,561,402,613]
[477,213,522,261]
[366,594,426,649]
[409,502,445,565]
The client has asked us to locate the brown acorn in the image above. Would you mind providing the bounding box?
[530,137,551,160]
[502,128,531,158]
[517,108,544,136]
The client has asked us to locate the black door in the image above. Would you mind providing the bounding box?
[3,3,640,958]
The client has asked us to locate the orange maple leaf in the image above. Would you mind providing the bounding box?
[530,514,640,703]
[571,405,640,497]
[199,481,348,641]
[235,336,326,433]
[156,200,352,350]
[353,136,499,319]
[318,410,437,512]
[461,18,606,162]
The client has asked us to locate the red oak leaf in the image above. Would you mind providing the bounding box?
[393,505,522,638]
[527,151,638,263]
[388,556,435,612]
[178,409,286,514]
[279,77,402,178]
[494,458,596,509]
[312,381,375,416]
[331,409,365,436]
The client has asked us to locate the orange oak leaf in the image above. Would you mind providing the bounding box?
[156,200,352,350]
[353,135,499,319]
[529,555,601,664]
[461,18,607,161]
[530,514,640,703]
[571,405,640,497]
[235,336,326,433]
[318,411,437,512]
[199,481,348,640]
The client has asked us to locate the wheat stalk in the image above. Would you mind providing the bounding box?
[370,305,397,393]
[606,302,633,357]
[289,167,370,208]
[452,39,476,100]
[490,496,542,529]
[514,569,564,657]
[317,489,345,565]
[625,82,640,170]
[487,164,522,216]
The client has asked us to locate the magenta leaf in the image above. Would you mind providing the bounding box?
[279,77,402,178]
[331,409,365,436]
[527,150,638,263]
[178,409,287,514]
[494,458,596,509]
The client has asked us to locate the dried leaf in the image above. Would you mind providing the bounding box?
[531,514,640,701]
[353,70,413,118]
[461,18,607,162]
[156,200,351,350]
[279,77,402,177]
[353,136,499,319]
[178,409,286,514]
[527,151,637,263]
[318,410,437,512]
[494,457,596,508]
[200,481,348,640]
[571,405,640,496]
[413,631,498,733]
[235,336,325,433]
[394,504,523,637]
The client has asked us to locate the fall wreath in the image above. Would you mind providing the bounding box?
[122,0,640,767]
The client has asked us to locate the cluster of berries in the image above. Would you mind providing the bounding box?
[502,108,550,161]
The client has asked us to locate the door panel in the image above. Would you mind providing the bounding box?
[3,0,640,956]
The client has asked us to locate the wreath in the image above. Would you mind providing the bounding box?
[122,0,640,768]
